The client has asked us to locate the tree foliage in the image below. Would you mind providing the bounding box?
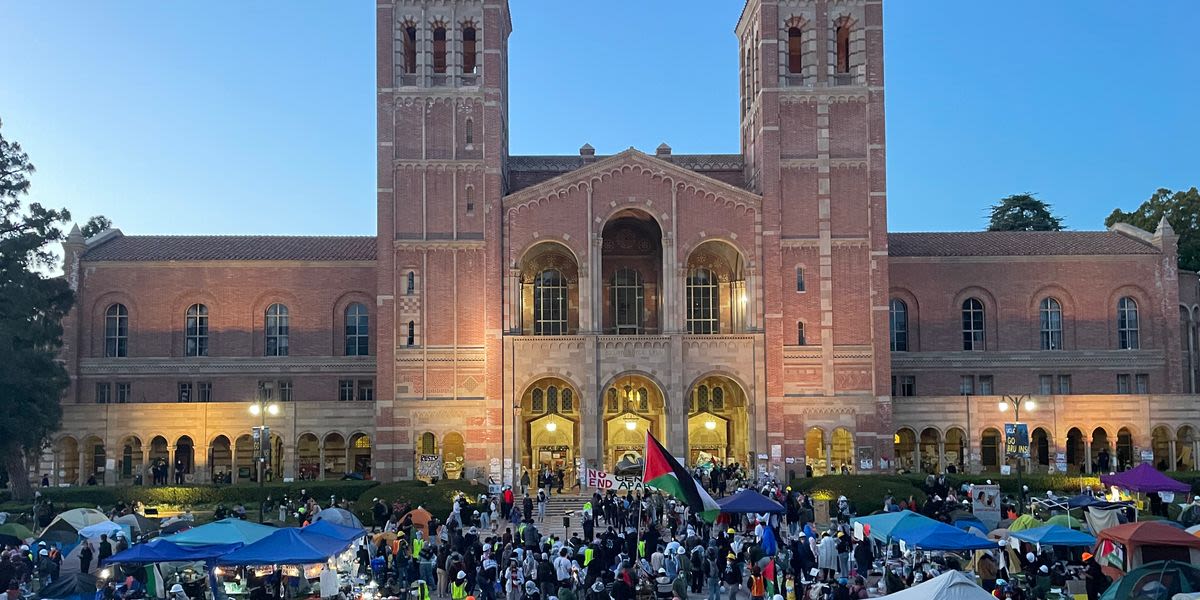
[1105,187,1200,272]
[0,118,75,500]
[80,214,112,238]
[986,193,1065,231]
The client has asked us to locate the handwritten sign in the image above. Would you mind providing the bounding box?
[417,454,443,478]
[583,468,656,492]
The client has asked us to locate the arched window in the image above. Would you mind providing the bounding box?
[637,387,649,411]
[533,269,568,335]
[462,25,477,74]
[402,24,417,75]
[889,299,908,352]
[1040,297,1063,350]
[611,268,644,334]
[185,304,208,357]
[1118,297,1140,349]
[607,388,618,413]
[464,119,474,146]
[787,26,803,74]
[562,388,573,412]
[697,385,710,412]
[835,22,851,74]
[344,303,369,356]
[432,25,447,74]
[531,388,544,412]
[406,271,416,295]
[104,303,128,358]
[264,304,289,356]
[712,386,725,410]
[464,186,474,214]
[686,268,719,334]
[795,267,806,292]
[420,432,437,455]
[547,386,559,412]
[962,298,985,351]
[406,320,415,347]
[797,321,807,345]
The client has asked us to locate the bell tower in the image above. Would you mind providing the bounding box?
[375,0,510,480]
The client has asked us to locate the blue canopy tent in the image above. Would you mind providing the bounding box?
[1008,525,1096,548]
[301,520,367,542]
[851,510,939,544]
[102,538,244,565]
[893,521,999,551]
[218,528,352,566]
[952,514,988,533]
[717,490,785,514]
[168,518,276,547]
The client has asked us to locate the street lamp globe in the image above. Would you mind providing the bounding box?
[998,400,1009,412]
[1023,398,1036,412]
[249,403,261,416]
[267,403,281,416]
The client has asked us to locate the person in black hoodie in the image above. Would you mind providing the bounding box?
[79,540,95,574]
[97,534,113,565]
[851,538,873,578]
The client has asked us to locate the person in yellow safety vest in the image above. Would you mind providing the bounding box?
[451,571,469,600]
[583,546,594,567]
[409,580,431,600]
[411,533,425,558]
[637,539,646,558]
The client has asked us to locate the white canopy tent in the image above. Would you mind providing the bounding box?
[883,570,992,600]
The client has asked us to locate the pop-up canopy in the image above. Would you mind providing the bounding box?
[167,518,276,547]
[102,538,243,565]
[893,521,999,551]
[302,520,366,542]
[1008,525,1096,548]
[875,570,993,600]
[217,528,352,566]
[717,489,785,514]
[1100,463,1191,493]
[851,510,938,544]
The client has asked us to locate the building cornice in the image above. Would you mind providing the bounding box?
[79,356,376,377]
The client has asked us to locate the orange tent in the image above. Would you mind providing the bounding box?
[403,507,434,539]
[1094,521,1200,578]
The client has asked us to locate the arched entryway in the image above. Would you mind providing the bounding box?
[296,433,320,480]
[148,436,169,478]
[684,241,750,334]
[519,378,581,479]
[602,373,665,472]
[687,375,750,468]
[1178,426,1196,470]
[945,428,966,473]
[1031,428,1051,469]
[806,427,828,475]
[349,433,372,478]
[918,428,939,474]
[601,210,662,334]
[209,435,232,483]
[323,433,347,478]
[893,428,917,473]
[118,436,143,482]
[831,428,854,474]
[1116,427,1134,471]
[1066,428,1086,473]
[442,432,466,479]
[980,428,1002,472]
[1092,428,1112,472]
[235,433,282,482]
[175,435,195,482]
[55,437,79,485]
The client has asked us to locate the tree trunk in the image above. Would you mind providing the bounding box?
[4,447,33,502]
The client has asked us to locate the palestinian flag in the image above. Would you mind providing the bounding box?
[145,563,164,598]
[642,432,721,522]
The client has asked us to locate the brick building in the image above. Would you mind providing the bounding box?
[40,0,1200,487]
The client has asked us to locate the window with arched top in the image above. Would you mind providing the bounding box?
[547,386,559,412]
[344,303,369,356]
[797,321,807,345]
[607,388,618,413]
[961,298,985,351]
[402,24,417,74]
[1040,297,1063,350]
[432,26,447,74]
[534,269,568,335]
[464,119,474,146]
[185,303,208,357]
[787,26,803,74]
[104,303,128,358]
[462,25,477,74]
[889,299,908,352]
[420,431,437,455]
[406,271,416,295]
[406,320,415,347]
[1118,297,1140,349]
[713,386,725,410]
[612,268,644,334]
[531,388,544,412]
[835,22,851,74]
[697,385,710,413]
[637,387,649,412]
[686,268,719,334]
[562,388,573,412]
[265,303,289,356]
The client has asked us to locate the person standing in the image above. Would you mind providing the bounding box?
[536,489,547,522]
[520,470,531,497]
[79,540,94,574]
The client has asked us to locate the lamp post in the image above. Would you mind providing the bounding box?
[999,394,1036,510]
[250,383,280,523]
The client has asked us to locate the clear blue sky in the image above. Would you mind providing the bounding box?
[1,1,1197,235]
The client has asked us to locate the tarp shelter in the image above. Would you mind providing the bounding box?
[1007,515,1044,533]
[40,508,110,544]
[851,511,939,544]
[1100,463,1191,493]
[217,528,352,566]
[78,520,127,540]
[310,507,364,529]
[1097,560,1200,600]
[38,572,99,600]
[1094,522,1200,578]
[1008,525,1096,547]
[113,513,159,535]
[892,521,999,551]
[717,489,785,514]
[878,570,993,600]
[102,538,243,565]
[168,518,276,546]
[402,507,433,539]
[302,520,367,542]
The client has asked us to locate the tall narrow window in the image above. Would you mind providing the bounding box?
[95,383,111,404]
[265,303,289,357]
[1040,297,1063,350]
[462,25,477,74]
[402,25,417,74]
[116,382,131,404]
[686,268,719,334]
[611,268,644,334]
[406,320,415,347]
[795,267,806,292]
[797,322,807,345]
[547,386,559,412]
[889,299,908,352]
[533,269,568,335]
[1118,297,1140,349]
[344,303,369,356]
[432,26,447,74]
[464,119,474,146]
[105,303,128,358]
[465,186,474,214]
[185,303,208,357]
[787,26,803,74]
[835,22,851,74]
[962,298,985,351]
[406,271,416,295]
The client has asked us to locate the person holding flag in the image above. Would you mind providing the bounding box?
[641,432,721,523]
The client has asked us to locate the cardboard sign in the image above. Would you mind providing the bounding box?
[583,468,656,492]
[971,484,1002,530]
[417,454,443,478]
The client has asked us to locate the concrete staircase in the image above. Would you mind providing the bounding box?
[507,492,588,540]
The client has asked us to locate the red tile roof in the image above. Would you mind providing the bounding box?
[82,235,377,262]
[888,231,1159,257]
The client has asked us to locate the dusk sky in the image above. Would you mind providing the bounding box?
[2,1,1197,236]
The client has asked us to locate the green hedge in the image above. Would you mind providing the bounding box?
[17,480,379,509]
[351,480,487,522]
[791,475,928,515]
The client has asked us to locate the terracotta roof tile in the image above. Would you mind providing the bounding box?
[888,231,1159,257]
[82,235,377,262]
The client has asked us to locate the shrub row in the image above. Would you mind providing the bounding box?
[351,479,487,522]
[18,480,379,509]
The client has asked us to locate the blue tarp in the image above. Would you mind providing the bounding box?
[952,514,988,532]
[717,490,785,514]
[168,518,277,547]
[1008,525,1096,548]
[102,538,243,565]
[218,528,352,566]
[893,521,999,551]
[851,510,939,544]
[301,520,367,542]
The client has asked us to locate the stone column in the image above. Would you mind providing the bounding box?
[319,446,327,481]
[506,269,522,332]
[1169,441,1178,472]
[824,439,834,474]
[913,441,922,475]
[1083,439,1092,474]
[592,237,604,333]
[937,440,946,474]
[78,449,88,486]
[661,235,676,333]
[168,446,176,485]
[141,448,150,484]
[195,444,209,485]
[746,270,759,331]
[284,443,298,481]
[231,445,239,484]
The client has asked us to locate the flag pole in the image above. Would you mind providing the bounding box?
[636,431,647,577]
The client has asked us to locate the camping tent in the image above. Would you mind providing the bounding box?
[878,570,992,600]
[1008,525,1096,547]
[1094,521,1200,577]
[102,538,242,565]
[402,507,433,539]
[310,507,364,529]
[40,508,110,543]
[892,521,998,551]
[38,572,99,600]
[113,513,159,535]
[1097,560,1200,600]
[0,523,34,546]
[78,520,127,539]
[1100,463,1191,493]
[851,511,938,544]
[717,489,785,514]
[1045,514,1083,530]
[302,520,367,542]
[167,518,276,546]
[217,528,352,566]
[1007,515,1044,533]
